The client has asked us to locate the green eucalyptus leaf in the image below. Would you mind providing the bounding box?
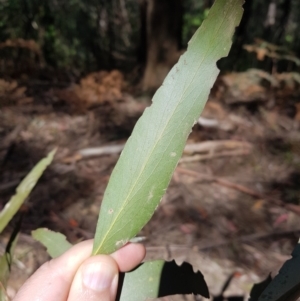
[118,260,209,301]
[32,228,72,258]
[93,0,244,255]
[258,242,300,301]
[118,260,164,301]
[0,252,11,301]
[0,218,20,301]
[0,150,56,233]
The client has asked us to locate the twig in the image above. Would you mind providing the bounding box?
[0,180,20,192]
[1,126,22,147]
[71,140,252,162]
[79,144,125,157]
[145,227,300,257]
[183,140,252,155]
[179,149,250,163]
[175,167,213,181]
[1,126,22,169]
[199,227,300,250]
[175,167,300,216]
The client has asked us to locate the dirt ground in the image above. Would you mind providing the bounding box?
[1,72,300,300]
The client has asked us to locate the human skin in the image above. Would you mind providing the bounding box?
[13,240,146,301]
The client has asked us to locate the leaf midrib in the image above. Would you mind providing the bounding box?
[94,5,232,254]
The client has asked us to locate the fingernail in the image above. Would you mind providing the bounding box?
[82,262,116,292]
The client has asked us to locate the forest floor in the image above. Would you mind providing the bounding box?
[1,69,300,300]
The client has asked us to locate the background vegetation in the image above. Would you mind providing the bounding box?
[0,0,299,84]
[1,1,300,299]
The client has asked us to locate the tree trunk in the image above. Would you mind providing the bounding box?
[142,0,183,91]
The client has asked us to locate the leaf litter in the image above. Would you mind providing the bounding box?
[1,56,300,301]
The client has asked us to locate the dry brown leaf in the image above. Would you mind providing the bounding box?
[256,48,268,61]
[0,79,32,106]
[0,38,41,56]
[55,70,126,112]
[219,69,278,104]
[251,199,265,211]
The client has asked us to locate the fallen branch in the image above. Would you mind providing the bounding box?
[64,140,252,162]
[79,144,125,157]
[145,227,300,260]
[0,180,21,192]
[0,125,22,169]
[183,140,252,155]
[1,125,22,148]
[179,149,250,163]
[175,167,300,216]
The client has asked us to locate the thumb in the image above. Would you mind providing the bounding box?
[67,255,119,301]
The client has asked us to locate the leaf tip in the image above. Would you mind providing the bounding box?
[48,148,57,159]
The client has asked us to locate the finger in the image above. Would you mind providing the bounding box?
[13,240,94,301]
[13,241,146,301]
[67,243,146,301]
[111,242,146,271]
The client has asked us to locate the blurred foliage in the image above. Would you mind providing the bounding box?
[224,0,300,72]
[0,0,140,74]
[0,0,299,76]
[182,0,210,46]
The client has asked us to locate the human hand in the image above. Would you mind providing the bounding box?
[13,240,145,301]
